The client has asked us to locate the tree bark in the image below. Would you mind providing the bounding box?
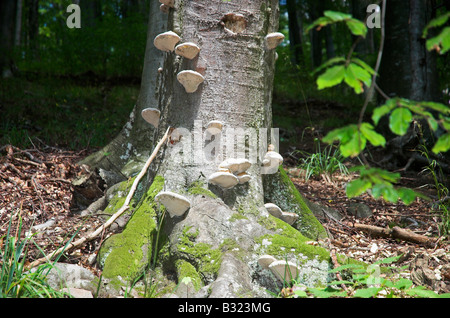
[0,0,17,77]
[286,0,303,65]
[89,0,330,298]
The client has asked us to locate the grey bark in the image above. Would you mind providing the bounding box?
[92,0,329,298]
[79,0,167,179]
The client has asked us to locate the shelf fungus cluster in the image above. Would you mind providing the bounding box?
[258,255,300,282]
[207,158,252,189]
[264,203,298,225]
[153,28,204,93]
[155,191,190,218]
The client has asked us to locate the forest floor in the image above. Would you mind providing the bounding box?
[1,84,449,296]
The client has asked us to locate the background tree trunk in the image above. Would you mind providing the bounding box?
[0,0,17,77]
[286,0,303,65]
[92,0,330,298]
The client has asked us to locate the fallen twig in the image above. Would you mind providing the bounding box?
[26,126,171,269]
[353,223,438,248]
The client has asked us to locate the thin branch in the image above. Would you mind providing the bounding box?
[358,0,387,127]
[26,126,172,269]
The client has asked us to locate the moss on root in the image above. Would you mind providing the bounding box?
[263,166,328,240]
[98,176,165,282]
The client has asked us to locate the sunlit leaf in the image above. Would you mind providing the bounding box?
[346,18,368,37]
[324,10,352,21]
[360,123,386,147]
[346,178,372,198]
[389,108,413,135]
[316,65,346,90]
[432,133,450,154]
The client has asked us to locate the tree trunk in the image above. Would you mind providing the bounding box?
[90,0,332,298]
[0,0,17,77]
[378,0,439,101]
[286,0,303,65]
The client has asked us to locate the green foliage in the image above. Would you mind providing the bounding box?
[423,12,450,54]
[308,9,450,206]
[297,139,349,181]
[289,256,450,298]
[306,10,367,38]
[0,215,67,298]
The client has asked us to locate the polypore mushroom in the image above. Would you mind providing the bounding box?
[264,203,283,218]
[141,108,161,128]
[257,255,277,269]
[218,158,251,175]
[262,150,283,167]
[280,211,299,225]
[207,171,239,189]
[160,4,170,13]
[205,120,224,138]
[177,70,204,93]
[237,172,251,184]
[175,42,200,60]
[159,0,174,8]
[154,31,180,52]
[268,260,300,282]
[265,32,285,50]
[155,191,190,218]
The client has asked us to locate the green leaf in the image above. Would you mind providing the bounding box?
[426,26,450,54]
[311,57,346,75]
[392,278,413,290]
[372,183,399,203]
[397,188,419,205]
[360,123,386,147]
[432,133,450,154]
[420,101,450,115]
[340,132,366,157]
[346,19,368,38]
[351,58,377,75]
[346,178,372,198]
[294,289,308,298]
[423,12,450,37]
[324,10,352,22]
[372,99,397,125]
[374,255,402,265]
[322,125,356,144]
[316,65,346,90]
[344,66,363,94]
[406,286,439,298]
[389,108,413,135]
[354,287,381,298]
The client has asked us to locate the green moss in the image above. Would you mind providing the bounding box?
[187,180,217,199]
[263,167,328,240]
[175,260,204,292]
[176,226,222,279]
[98,176,165,281]
[256,215,330,262]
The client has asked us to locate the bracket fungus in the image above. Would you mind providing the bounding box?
[207,171,239,189]
[264,203,298,225]
[218,158,251,175]
[205,120,224,138]
[175,42,200,60]
[262,148,283,168]
[159,0,174,8]
[265,32,285,50]
[141,108,161,128]
[154,31,181,52]
[237,172,251,184]
[264,203,283,218]
[160,4,170,13]
[257,255,277,269]
[155,191,190,218]
[177,70,205,93]
[269,260,300,282]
